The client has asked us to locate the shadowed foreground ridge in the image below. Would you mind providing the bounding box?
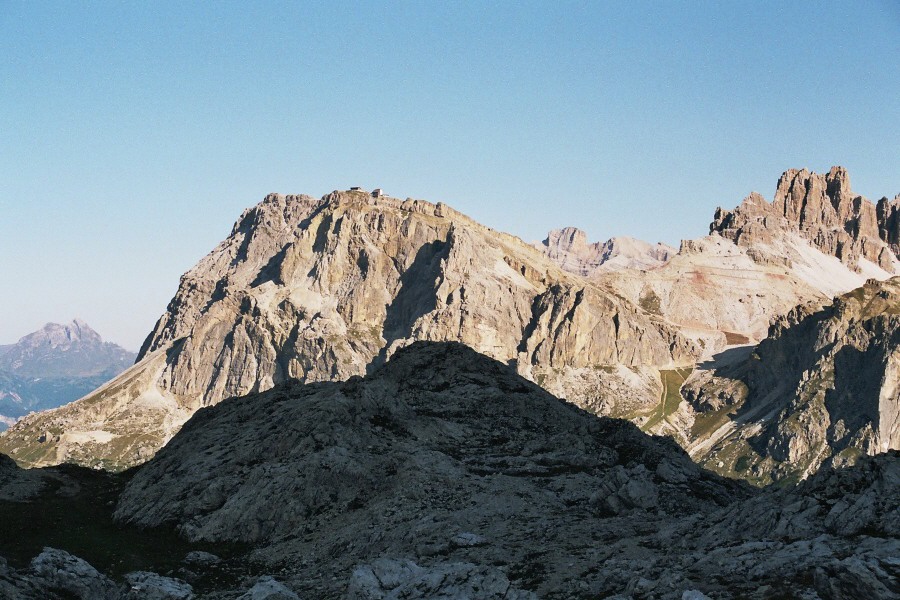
[0,342,897,598]
[109,342,895,599]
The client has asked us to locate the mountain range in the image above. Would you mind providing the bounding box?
[0,321,134,431]
[1,166,899,598]
[2,167,897,485]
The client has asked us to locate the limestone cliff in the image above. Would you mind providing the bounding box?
[4,168,897,484]
[589,168,898,347]
[0,191,696,470]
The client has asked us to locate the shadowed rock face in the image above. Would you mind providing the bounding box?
[114,342,743,535]
[0,342,896,598]
[682,277,900,484]
[1,192,696,470]
[109,342,896,599]
[711,166,899,272]
[113,341,744,598]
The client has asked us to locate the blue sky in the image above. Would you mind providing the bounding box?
[1,1,898,350]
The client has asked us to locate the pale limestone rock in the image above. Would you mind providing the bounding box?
[1,192,696,470]
[713,166,898,273]
[537,228,674,275]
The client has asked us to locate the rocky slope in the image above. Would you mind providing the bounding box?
[4,342,894,599]
[596,234,869,346]
[542,169,898,350]
[114,342,897,599]
[0,321,135,431]
[676,277,900,485]
[0,191,696,470]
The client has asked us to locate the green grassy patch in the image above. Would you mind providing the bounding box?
[835,446,864,463]
[842,286,867,304]
[641,368,692,431]
[638,290,662,315]
[701,439,770,487]
[689,406,733,439]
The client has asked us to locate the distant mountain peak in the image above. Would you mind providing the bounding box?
[0,320,136,430]
[0,320,133,379]
[31,319,101,347]
[538,228,674,276]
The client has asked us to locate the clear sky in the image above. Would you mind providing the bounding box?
[2,1,898,350]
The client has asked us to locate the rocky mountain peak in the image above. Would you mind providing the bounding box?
[543,227,589,252]
[712,166,897,272]
[3,189,698,470]
[0,320,130,379]
[0,321,136,430]
[17,319,101,349]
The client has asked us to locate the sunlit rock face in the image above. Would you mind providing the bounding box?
[4,167,898,485]
[1,191,695,470]
[712,166,899,273]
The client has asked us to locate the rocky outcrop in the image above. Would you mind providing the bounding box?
[538,228,674,275]
[0,191,696,470]
[877,194,900,255]
[594,236,836,346]
[114,342,749,597]
[346,559,536,600]
[237,576,299,600]
[711,166,898,272]
[681,277,900,484]
[28,548,122,599]
[0,548,194,600]
[541,168,897,350]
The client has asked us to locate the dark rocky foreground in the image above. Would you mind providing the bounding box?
[1,342,898,599]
